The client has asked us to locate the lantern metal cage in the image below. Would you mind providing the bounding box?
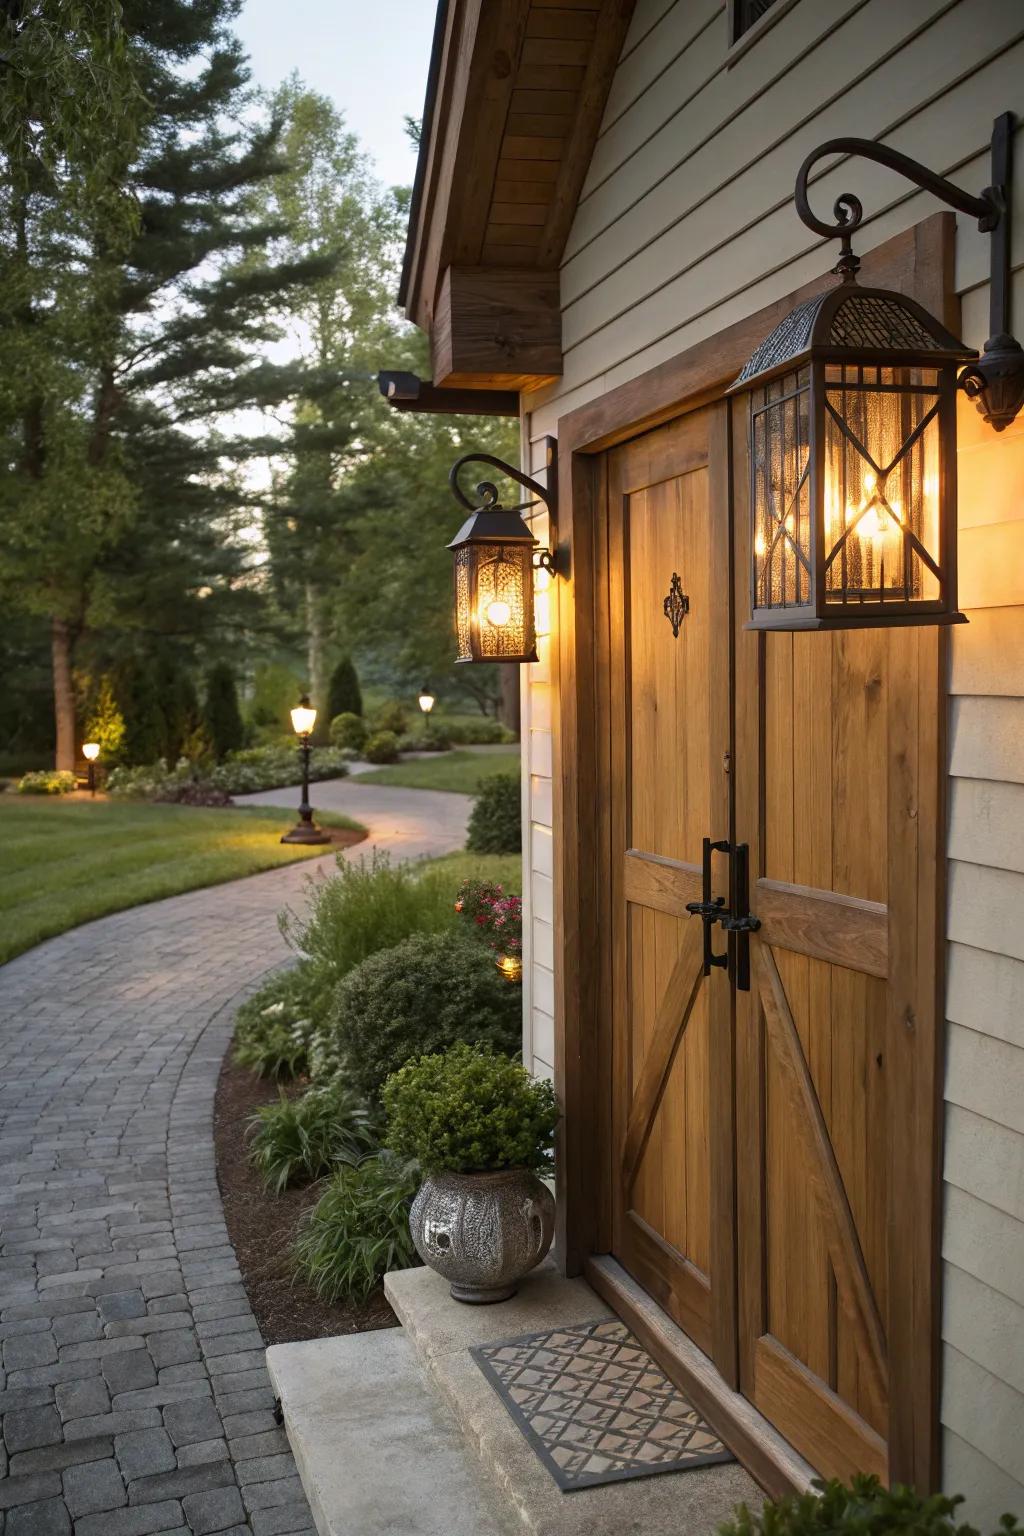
[729,281,976,630]
[447,445,557,665]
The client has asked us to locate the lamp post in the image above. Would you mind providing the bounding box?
[417,686,435,716]
[281,696,330,846]
[82,741,100,797]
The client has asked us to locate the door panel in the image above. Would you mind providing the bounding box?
[597,406,733,1370]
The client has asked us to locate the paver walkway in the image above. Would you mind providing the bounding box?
[0,785,470,1536]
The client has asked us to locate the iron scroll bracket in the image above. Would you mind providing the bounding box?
[795,112,1024,431]
[448,438,561,571]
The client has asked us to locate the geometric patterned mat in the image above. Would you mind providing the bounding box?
[470,1318,734,1492]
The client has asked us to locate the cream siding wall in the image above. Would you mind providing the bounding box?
[517,0,1024,1516]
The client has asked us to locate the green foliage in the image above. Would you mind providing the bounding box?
[83,675,125,761]
[384,1044,558,1177]
[246,1082,380,1194]
[370,701,409,735]
[717,1476,1020,1536]
[466,772,521,854]
[445,718,516,745]
[248,664,303,732]
[202,663,245,761]
[363,729,399,765]
[107,745,351,800]
[398,727,452,753]
[293,1152,420,1303]
[280,849,454,1011]
[16,770,77,796]
[327,929,523,1100]
[233,968,321,1080]
[329,712,367,752]
[327,657,363,720]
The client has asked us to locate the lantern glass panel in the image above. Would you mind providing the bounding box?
[823,364,942,613]
[476,546,530,658]
[751,366,812,616]
[454,546,473,661]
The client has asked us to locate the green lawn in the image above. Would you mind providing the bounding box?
[357,749,520,794]
[0,798,364,966]
[416,849,521,895]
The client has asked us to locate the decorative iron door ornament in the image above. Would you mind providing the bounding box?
[663,572,689,637]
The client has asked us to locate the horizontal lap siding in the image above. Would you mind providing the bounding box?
[517,0,1024,1513]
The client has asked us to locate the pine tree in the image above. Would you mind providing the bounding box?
[202,662,244,760]
[327,657,362,721]
[0,3,339,769]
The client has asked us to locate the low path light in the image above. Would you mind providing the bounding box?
[729,111,1021,631]
[447,440,558,665]
[82,741,100,797]
[281,695,330,846]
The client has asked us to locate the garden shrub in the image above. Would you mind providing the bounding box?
[325,929,522,1099]
[329,711,367,752]
[16,769,77,795]
[327,656,363,721]
[152,781,231,807]
[293,1152,420,1303]
[384,1043,558,1176]
[233,967,321,1079]
[398,727,452,753]
[246,1081,380,1194]
[718,1476,1020,1536]
[363,729,399,765]
[108,745,351,800]
[454,878,522,964]
[280,849,453,1009]
[370,700,408,735]
[466,772,521,853]
[202,661,245,760]
[445,718,516,745]
[83,675,126,762]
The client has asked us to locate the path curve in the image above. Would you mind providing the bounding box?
[0,785,469,1536]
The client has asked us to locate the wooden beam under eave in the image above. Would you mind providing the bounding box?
[431,265,562,390]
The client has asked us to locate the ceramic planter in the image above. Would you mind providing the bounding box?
[409,1168,555,1304]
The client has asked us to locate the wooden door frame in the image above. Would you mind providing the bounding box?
[550,211,954,1494]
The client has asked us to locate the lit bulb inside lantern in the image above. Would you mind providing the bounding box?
[485,600,511,628]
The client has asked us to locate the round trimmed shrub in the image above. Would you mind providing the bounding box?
[363,729,399,765]
[329,712,368,752]
[466,772,521,854]
[370,700,408,736]
[327,930,522,1099]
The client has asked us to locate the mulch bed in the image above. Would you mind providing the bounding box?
[213,1053,396,1346]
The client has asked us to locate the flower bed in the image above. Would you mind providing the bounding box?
[107,743,353,800]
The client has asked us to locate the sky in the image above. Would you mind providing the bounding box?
[234,0,436,189]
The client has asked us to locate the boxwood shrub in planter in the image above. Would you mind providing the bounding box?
[383,1043,558,1303]
[325,929,521,1099]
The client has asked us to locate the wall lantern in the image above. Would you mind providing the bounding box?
[447,441,557,664]
[729,112,1022,631]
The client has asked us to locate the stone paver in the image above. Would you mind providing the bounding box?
[0,784,461,1533]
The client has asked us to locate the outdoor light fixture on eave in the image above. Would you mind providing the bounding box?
[447,441,558,665]
[729,111,1023,632]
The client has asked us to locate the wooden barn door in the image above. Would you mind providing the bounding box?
[592,396,939,1487]
[597,405,736,1373]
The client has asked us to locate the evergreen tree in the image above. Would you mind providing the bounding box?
[202,662,244,760]
[0,3,338,769]
[327,656,362,720]
[83,675,125,762]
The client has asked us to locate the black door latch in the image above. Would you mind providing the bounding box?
[685,837,760,991]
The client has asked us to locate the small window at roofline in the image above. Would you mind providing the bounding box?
[731,0,780,42]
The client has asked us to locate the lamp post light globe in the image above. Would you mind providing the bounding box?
[417,687,435,715]
[82,742,100,797]
[281,695,330,846]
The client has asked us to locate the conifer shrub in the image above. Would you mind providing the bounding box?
[327,656,363,721]
[83,675,125,762]
[363,729,399,764]
[329,712,367,752]
[202,661,245,760]
[466,772,521,854]
[325,929,522,1100]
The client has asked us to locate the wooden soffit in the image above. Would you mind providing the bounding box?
[400,0,636,391]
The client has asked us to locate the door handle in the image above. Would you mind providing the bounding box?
[685,838,760,990]
[685,837,729,976]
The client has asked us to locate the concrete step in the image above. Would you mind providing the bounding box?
[267,1327,521,1536]
[384,1260,762,1536]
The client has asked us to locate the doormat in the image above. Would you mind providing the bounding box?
[470,1317,734,1492]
